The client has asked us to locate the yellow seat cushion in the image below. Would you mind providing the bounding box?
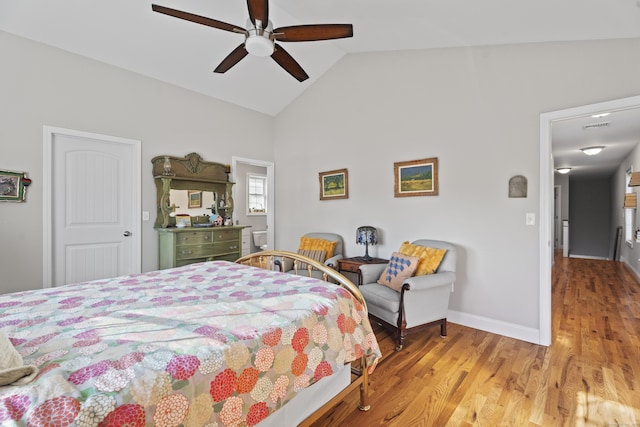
[299,237,338,259]
[398,241,447,276]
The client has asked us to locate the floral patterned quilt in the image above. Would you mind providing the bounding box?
[0,261,381,427]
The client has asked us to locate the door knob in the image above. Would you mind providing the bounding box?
[123,231,132,237]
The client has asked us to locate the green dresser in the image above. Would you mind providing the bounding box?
[157,226,243,269]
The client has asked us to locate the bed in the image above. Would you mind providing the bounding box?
[0,251,381,426]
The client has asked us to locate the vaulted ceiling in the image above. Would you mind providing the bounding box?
[2,0,640,116]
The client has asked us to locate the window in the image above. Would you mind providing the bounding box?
[625,168,635,246]
[247,174,267,215]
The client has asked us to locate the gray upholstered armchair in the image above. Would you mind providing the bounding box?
[358,239,457,350]
[280,232,344,279]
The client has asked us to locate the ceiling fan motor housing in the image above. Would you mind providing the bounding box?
[245,19,274,57]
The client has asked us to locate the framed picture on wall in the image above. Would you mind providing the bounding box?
[319,168,349,200]
[188,190,202,208]
[394,157,439,197]
[0,170,29,202]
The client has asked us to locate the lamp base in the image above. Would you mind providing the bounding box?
[363,243,372,261]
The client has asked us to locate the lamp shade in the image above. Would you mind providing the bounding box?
[356,226,377,260]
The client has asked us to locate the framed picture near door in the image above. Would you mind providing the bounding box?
[0,170,28,202]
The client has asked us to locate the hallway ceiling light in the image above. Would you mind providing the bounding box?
[580,146,604,156]
[591,112,610,118]
[556,168,571,174]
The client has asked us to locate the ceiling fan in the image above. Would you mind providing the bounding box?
[151,1,354,82]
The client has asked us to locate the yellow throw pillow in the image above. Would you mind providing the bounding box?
[398,241,447,276]
[299,237,337,259]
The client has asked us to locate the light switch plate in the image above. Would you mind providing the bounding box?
[526,213,536,226]
[142,211,150,221]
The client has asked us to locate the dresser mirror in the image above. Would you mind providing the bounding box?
[152,153,234,228]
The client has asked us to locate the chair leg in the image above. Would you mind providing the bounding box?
[440,319,447,338]
[395,328,406,351]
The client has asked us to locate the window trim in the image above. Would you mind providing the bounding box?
[247,173,267,216]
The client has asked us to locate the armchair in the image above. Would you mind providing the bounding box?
[281,232,344,279]
[359,239,456,350]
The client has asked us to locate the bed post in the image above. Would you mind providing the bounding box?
[358,355,370,411]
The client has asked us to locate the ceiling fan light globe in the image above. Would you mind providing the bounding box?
[246,35,274,57]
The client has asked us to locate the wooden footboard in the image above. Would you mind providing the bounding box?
[235,250,371,423]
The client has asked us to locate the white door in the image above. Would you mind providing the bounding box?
[43,127,141,287]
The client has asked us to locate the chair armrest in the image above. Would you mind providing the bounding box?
[278,257,293,272]
[325,254,344,269]
[403,271,456,291]
[359,263,387,285]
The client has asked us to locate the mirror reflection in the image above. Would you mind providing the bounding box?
[169,189,231,217]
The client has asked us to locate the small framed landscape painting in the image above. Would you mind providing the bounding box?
[188,190,202,208]
[319,168,349,200]
[394,157,439,197]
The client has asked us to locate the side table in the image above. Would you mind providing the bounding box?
[337,256,388,285]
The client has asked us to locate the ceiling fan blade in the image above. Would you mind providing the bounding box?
[247,0,269,26]
[271,43,309,82]
[274,24,353,42]
[214,44,249,74]
[152,4,246,34]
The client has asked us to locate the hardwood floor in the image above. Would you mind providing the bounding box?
[311,254,640,426]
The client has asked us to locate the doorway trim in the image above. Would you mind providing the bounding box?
[539,94,640,346]
[231,156,275,249]
[42,126,142,288]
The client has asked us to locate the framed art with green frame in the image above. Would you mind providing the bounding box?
[0,169,30,202]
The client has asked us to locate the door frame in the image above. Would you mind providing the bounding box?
[42,126,142,288]
[231,156,275,249]
[554,185,561,249]
[539,94,640,346]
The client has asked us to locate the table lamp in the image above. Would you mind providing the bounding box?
[356,226,377,260]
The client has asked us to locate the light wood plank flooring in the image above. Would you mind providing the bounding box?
[311,254,640,426]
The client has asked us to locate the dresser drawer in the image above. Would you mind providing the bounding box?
[213,240,240,253]
[176,246,216,260]
[338,260,361,273]
[176,231,213,245]
[212,229,239,241]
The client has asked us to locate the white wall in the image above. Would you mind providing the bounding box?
[0,31,274,293]
[274,38,640,342]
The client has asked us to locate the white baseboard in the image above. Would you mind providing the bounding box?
[448,310,541,345]
[568,254,608,260]
[620,257,640,281]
